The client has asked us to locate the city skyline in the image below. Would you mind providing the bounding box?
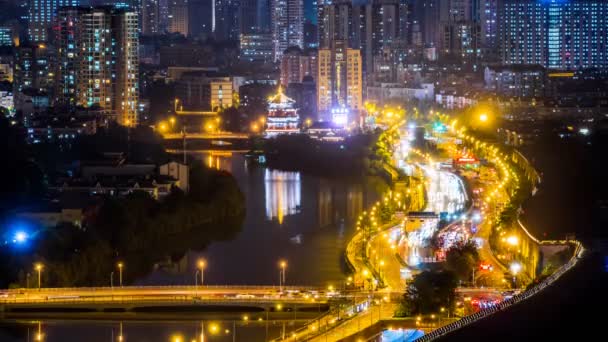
[0,0,606,341]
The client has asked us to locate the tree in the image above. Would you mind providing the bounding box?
[220,106,244,132]
[396,270,458,317]
[444,240,480,283]
[0,116,46,216]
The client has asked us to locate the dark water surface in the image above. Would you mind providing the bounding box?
[188,152,383,286]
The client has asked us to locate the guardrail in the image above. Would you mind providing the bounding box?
[270,298,374,342]
[4,285,324,293]
[1,294,326,306]
[414,242,586,342]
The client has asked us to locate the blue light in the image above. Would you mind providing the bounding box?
[14,231,28,244]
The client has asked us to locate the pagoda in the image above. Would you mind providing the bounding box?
[265,86,299,136]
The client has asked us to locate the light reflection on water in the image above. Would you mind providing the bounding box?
[193,152,381,286]
[0,319,305,342]
[0,152,383,341]
[264,169,301,224]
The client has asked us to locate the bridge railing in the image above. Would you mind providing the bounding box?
[270,297,374,342]
[413,242,586,342]
[0,294,327,305]
[5,285,325,293]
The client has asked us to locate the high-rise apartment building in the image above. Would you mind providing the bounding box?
[240,0,258,34]
[54,6,139,125]
[168,0,189,35]
[409,0,440,47]
[0,27,14,46]
[272,0,304,60]
[437,0,481,58]
[141,0,162,34]
[280,46,317,86]
[215,0,240,40]
[317,41,362,119]
[479,0,498,53]
[28,0,80,42]
[317,0,406,75]
[189,0,212,38]
[500,0,608,69]
[257,0,272,32]
[53,7,81,106]
[14,43,53,93]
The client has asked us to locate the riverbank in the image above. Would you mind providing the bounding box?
[260,133,401,182]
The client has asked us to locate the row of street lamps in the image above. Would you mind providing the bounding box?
[30,258,290,290]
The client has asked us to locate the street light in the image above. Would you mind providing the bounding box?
[510,262,521,287]
[117,262,124,287]
[209,323,220,335]
[197,259,206,286]
[479,113,488,122]
[34,263,43,290]
[506,235,519,246]
[279,260,287,292]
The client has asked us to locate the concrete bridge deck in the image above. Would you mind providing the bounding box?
[0,285,333,312]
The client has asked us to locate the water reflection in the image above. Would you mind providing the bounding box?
[264,169,301,224]
[176,152,380,286]
[205,152,233,173]
[318,182,333,228]
[3,319,306,342]
[346,187,363,221]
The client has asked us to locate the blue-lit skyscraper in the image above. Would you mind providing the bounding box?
[500,0,608,70]
[27,0,80,42]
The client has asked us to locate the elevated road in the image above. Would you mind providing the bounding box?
[162,132,251,140]
[0,285,333,312]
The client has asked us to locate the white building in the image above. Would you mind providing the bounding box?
[366,83,434,104]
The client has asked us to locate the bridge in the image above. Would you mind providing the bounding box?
[0,285,335,317]
[162,132,251,140]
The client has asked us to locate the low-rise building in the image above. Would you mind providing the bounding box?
[367,83,434,104]
[51,176,179,200]
[435,92,478,109]
[484,65,546,98]
[23,114,97,144]
[175,72,233,111]
[305,121,347,142]
[16,206,84,229]
[239,33,274,63]
[0,90,13,111]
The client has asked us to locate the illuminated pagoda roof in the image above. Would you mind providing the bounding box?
[268,86,296,108]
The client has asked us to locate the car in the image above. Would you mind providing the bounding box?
[479,262,494,271]
[235,294,255,299]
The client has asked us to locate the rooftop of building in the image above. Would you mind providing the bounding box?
[268,86,296,105]
[486,64,546,73]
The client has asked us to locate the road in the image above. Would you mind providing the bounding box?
[399,162,468,269]
[0,285,333,305]
[419,163,467,214]
[308,302,398,342]
[162,132,250,140]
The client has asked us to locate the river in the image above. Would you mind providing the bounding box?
[0,152,383,342]
[191,152,383,286]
